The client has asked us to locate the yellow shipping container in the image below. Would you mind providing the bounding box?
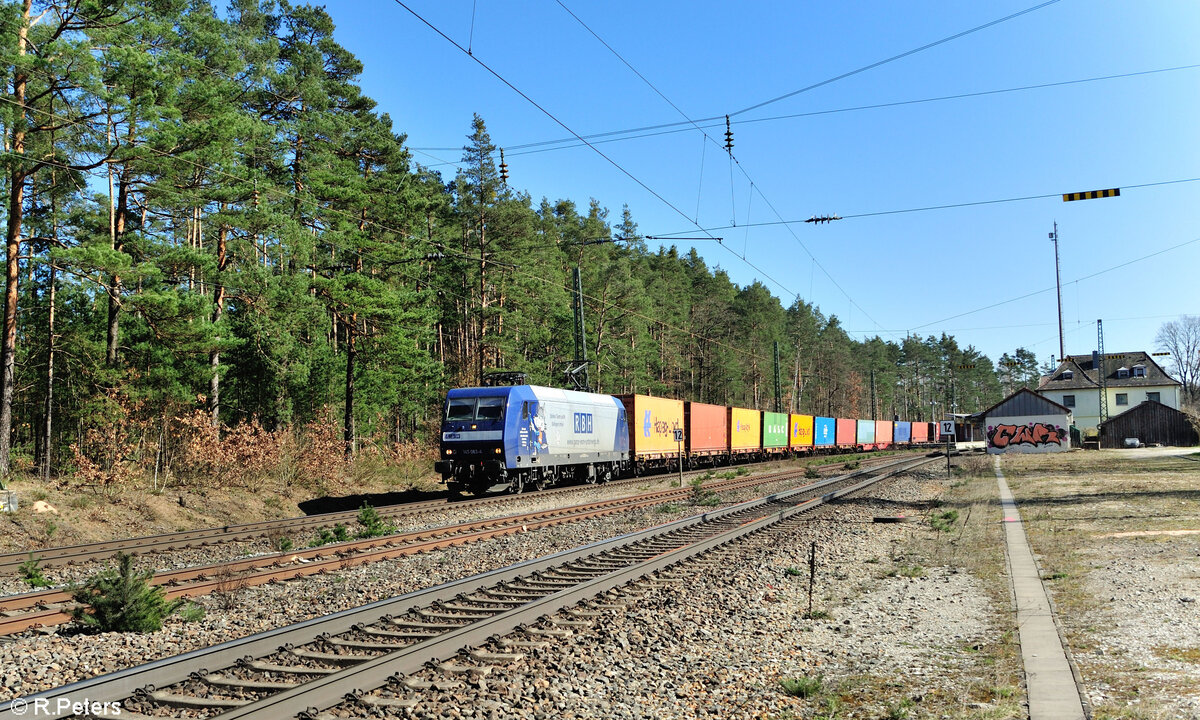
[789,414,815,448]
[619,394,684,458]
[729,407,761,452]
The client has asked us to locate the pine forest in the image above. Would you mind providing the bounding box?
[0,1,1007,491]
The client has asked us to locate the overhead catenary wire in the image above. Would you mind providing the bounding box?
[386,0,799,302]
[550,0,887,333]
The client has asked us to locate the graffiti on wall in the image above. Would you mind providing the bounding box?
[987,422,1065,450]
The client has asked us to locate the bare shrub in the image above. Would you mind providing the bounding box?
[212,564,248,611]
[956,455,993,477]
[176,410,288,491]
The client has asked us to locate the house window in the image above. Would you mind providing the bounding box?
[1061,370,1074,380]
[1063,395,1075,408]
[1147,392,1160,403]
[1115,393,1128,406]
[1132,365,1146,378]
[1116,367,1130,379]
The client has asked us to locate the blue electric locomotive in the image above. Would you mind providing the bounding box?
[435,385,630,495]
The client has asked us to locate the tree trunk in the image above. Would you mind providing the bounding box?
[106,169,129,366]
[0,0,32,478]
[209,214,228,426]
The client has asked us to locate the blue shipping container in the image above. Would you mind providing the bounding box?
[814,416,836,446]
[894,421,912,443]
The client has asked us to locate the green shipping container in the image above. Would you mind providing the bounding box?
[762,412,789,448]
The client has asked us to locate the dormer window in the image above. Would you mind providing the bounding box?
[1061,370,1074,380]
[1116,367,1129,379]
[1132,365,1146,378]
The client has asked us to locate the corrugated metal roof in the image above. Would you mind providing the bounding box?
[979,388,1072,418]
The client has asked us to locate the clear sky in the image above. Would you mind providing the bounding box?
[325,0,1200,370]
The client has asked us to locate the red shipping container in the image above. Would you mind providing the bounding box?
[875,420,893,448]
[911,421,930,443]
[835,418,857,447]
[686,402,728,456]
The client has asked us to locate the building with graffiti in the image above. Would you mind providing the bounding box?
[978,388,1074,454]
[1037,351,1182,432]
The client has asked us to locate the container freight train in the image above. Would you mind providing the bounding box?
[435,385,941,495]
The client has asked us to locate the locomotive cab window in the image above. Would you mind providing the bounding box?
[446,398,475,420]
[475,397,505,420]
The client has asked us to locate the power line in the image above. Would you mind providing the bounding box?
[386,0,799,302]
[729,0,1064,118]
[550,0,886,334]
[412,63,1200,158]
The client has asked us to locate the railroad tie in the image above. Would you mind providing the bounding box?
[353,694,420,710]
[546,617,593,628]
[360,626,439,640]
[290,647,376,664]
[148,691,251,709]
[437,661,491,677]
[398,677,464,691]
[524,626,573,638]
[245,660,339,675]
[469,648,525,663]
[324,635,406,651]
[200,673,300,691]
[499,637,552,650]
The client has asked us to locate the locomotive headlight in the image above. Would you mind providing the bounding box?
[493,447,503,454]
[445,449,454,455]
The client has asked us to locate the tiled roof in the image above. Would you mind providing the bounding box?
[1036,351,1180,391]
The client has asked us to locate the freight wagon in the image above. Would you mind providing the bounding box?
[684,401,728,467]
[619,394,685,473]
[894,421,912,444]
[835,418,857,449]
[762,412,789,457]
[729,407,761,457]
[910,421,929,443]
[790,414,815,453]
[874,420,893,449]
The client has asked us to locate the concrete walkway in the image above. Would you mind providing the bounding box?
[994,457,1087,720]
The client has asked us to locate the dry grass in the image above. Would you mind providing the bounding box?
[1001,449,1200,719]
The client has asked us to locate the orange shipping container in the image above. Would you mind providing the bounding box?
[875,420,893,448]
[618,394,684,459]
[686,402,728,455]
[789,414,815,448]
[729,407,761,452]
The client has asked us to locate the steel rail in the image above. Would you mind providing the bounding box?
[224,456,937,720]
[0,455,934,720]
[0,451,919,575]
[0,469,789,634]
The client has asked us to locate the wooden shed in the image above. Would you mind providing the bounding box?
[1098,400,1199,449]
[980,388,1074,454]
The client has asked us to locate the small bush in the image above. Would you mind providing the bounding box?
[784,566,804,577]
[898,564,926,578]
[310,523,351,547]
[18,555,51,589]
[887,698,914,719]
[804,466,821,479]
[70,553,182,632]
[656,502,682,514]
[779,675,823,698]
[802,609,831,620]
[930,509,960,533]
[179,602,205,623]
[356,502,396,538]
[844,460,860,470]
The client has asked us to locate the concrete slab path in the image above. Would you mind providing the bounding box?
[994,457,1087,720]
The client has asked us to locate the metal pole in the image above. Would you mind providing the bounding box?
[807,541,816,617]
[1051,223,1065,361]
[677,437,683,487]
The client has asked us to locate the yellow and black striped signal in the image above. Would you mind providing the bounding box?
[1062,188,1120,202]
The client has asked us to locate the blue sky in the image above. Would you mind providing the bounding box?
[326,1,1200,370]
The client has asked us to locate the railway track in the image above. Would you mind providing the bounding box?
[0,452,913,577]
[0,454,936,720]
[0,458,906,635]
